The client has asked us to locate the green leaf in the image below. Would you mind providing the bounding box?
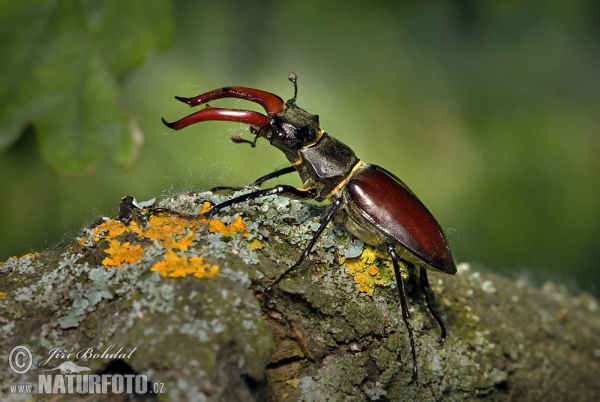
[0,0,173,175]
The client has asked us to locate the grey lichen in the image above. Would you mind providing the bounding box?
[0,190,599,401]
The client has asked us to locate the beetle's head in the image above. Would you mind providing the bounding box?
[261,102,321,155]
[162,73,321,153]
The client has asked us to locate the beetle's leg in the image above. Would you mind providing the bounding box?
[210,186,246,193]
[251,166,297,187]
[153,185,315,219]
[388,244,418,384]
[419,267,447,345]
[211,166,297,193]
[265,198,342,293]
[206,185,316,218]
[230,134,259,148]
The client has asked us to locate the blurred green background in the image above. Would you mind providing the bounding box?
[1,1,599,294]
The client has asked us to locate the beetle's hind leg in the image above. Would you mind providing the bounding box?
[211,166,297,193]
[388,244,418,384]
[419,267,447,345]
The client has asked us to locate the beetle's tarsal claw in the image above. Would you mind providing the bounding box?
[261,287,276,307]
[263,284,275,295]
[202,209,217,218]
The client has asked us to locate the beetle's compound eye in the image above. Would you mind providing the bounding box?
[275,130,286,141]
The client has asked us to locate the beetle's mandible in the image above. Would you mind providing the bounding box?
[162,73,457,384]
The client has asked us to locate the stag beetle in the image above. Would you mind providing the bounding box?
[162,74,456,383]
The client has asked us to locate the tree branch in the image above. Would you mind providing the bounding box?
[1,191,598,401]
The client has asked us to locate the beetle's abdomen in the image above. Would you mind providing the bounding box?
[344,165,456,274]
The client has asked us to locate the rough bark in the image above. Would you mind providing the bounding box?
[1,191,599,401]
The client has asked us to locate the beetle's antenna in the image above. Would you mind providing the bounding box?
[230,134,258,148]
[288,72,298,104]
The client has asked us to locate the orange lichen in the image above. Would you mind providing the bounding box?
[208,215,246,236]
[199,202,211,214]
[151,250,219,279]
[80,204,252,276]
[102,240,144,267]
[95,220,128,240]
[89,212,247,250]
[161,230,196,251]
[140,215,201,244]
[341,245,405,296]
[0,292,7,300]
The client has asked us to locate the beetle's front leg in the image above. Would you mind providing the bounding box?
[206,184,316,217]
[148,183,312,219]
[211,166,297,193]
